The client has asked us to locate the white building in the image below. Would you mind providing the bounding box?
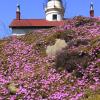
[9,0,66,35]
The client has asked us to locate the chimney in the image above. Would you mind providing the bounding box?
[90,2,94,17]
[16,4,20,20]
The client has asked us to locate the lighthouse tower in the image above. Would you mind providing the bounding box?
[45,0,65,21]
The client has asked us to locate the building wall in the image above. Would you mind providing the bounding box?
[12,28,34,35]
[11,27,53,35]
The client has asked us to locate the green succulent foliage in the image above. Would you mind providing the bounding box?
[7,83,18,95]
[82,94,100,100]
[81,88,100,100]
[96,22,100,25]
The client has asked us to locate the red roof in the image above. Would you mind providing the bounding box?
[9,19,66,28]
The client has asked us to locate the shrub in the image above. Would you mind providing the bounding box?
[45,32,62,45]
[45,29,75,45]
[68,39,89,47]
[73,70,84,78]
[55,49,91,72]
[19,32,41,44]
[46,39,67,57]
[91,47,100,60]
[58,30,75,42]
[90,36,100,47]
[65,62,76,73]
[55,50,68,70]
[55,50,77,72]
[75,16,93,27]
[39,91,48,99]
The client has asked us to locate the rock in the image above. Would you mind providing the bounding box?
[46,39,67,57]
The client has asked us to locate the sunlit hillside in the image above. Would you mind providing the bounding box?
[0,16,100,100]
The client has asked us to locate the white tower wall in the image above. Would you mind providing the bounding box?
[46,11,63,21]
[45,0,65,21]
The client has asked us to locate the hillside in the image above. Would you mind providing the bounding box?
[0,16,100,100]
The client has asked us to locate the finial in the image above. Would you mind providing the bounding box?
[90,1,94,10]
[90,1,93,5]
[16,3,20,20]
[90,1,94,17]
[16,3,20,12]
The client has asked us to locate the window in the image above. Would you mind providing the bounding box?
[53,14,57,20]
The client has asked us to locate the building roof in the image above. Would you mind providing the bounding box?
[9,19,66,28]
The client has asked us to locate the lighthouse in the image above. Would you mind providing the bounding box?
[45,0,65,21]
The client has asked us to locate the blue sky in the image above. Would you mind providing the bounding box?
[0,0,100,38]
